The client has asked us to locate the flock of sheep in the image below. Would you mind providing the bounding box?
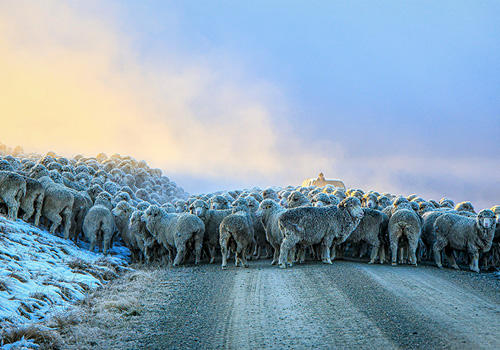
[0,143,499,273]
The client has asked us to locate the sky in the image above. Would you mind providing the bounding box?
[0,1,499,208]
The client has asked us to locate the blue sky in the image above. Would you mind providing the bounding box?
[1,1,499,208]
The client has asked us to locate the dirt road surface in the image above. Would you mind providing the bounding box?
[54,260,500,349]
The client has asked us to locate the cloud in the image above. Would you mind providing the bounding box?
[0,1,498,209]
[0,0,331,185]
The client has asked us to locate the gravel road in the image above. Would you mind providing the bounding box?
[55,260,500,349]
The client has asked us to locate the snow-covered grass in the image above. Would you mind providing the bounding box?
[0,216,131,343]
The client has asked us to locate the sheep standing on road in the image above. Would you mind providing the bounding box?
[189,199,231,263]
[256,199,287,265]
[388,197,422,266]
[83,192,115,254]
[433,209,497,272]
[144,205,205,266]
[219,200,255,269]
[278,197,364,268]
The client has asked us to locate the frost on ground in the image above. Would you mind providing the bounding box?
[0,216,131,346]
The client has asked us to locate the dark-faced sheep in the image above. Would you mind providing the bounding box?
[433,209,496,272]
[278,197,364,268]
[144,205,205,266]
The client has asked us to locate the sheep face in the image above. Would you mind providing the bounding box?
[477,209,496,230]
[339,197,364,220]
[362,194,377,209]
[189,199,209,218]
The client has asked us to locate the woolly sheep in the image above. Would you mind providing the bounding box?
[434,209,496,272]
[287,190,311,208]
[388,197,422,266]
[219,200,255,269]
[278,197,364,268]
[209,195,230,210]
[189,199,231,263]
[454,201,476,214]
[83,193,114,254]
[143,205,205,266]
[19,177,44,226]
[256,199,287,265]
[342,208,389,264]
[112,201,140,261]
[0,171,27,220]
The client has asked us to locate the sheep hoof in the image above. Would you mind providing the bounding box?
[279,263,287,269]
[411,263,417,267]
[221,265,227,270]
[451,264,460,270]
[209,258,215,264]
[322,259,332,265]
[271,260,277,265]
[391,262,397,266]
[436,264,443,269]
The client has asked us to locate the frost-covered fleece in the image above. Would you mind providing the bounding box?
[189,199,231,263]
[219,202,255,269]
[19,176,44,226]
[0,170,26,220]
[286,190,311,208]
[388,197,422,266]
[278,196,364,268]
[343,208,389,264]
[144,205,205,266]
[433,209,497,273]
[256,199,286,265]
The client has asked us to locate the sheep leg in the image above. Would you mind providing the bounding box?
[271,244,280,265]
[433,239,447,269]
[390,238,399,266]
[22,204,35,223]
[61,207,73,240]
[378,245,386,264]
[208,245,216,264]
[444,247,459,270]
[238,243,249,268]
[368,241,380,264]
[173,242,186,267]
[5,197,19,220]
[469,251,480,273]
[193,233,203,265]
[47,213,63,235]
[89,236,96,253]
[220,236,229,270]
[278,235,299,269]
[408,238,418,266]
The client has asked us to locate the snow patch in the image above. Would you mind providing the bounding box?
[0,216,130,339]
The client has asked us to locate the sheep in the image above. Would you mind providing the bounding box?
[209,195,230,210]
[83,194,115,254]
[29,166,75,238]
[219,200,255,269]
[262,188,279,202]
[377,196,391,210]
[341,208,389,264]
[439,198,455,209]
[454,201,476,214]
[433,209,496,272]
[277,197,364,268]
[362,193,378,209]
[0,160,14,171]
[0,171,27,220]
[174,199,187,213]
[19,177,44,226]
[189,199,231,263]
[388,197,422,266]
[311,192,332,207]
[256,199,286,265]
[143,205,205,266]
[287,190,311,208]
[112,200,140,261]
